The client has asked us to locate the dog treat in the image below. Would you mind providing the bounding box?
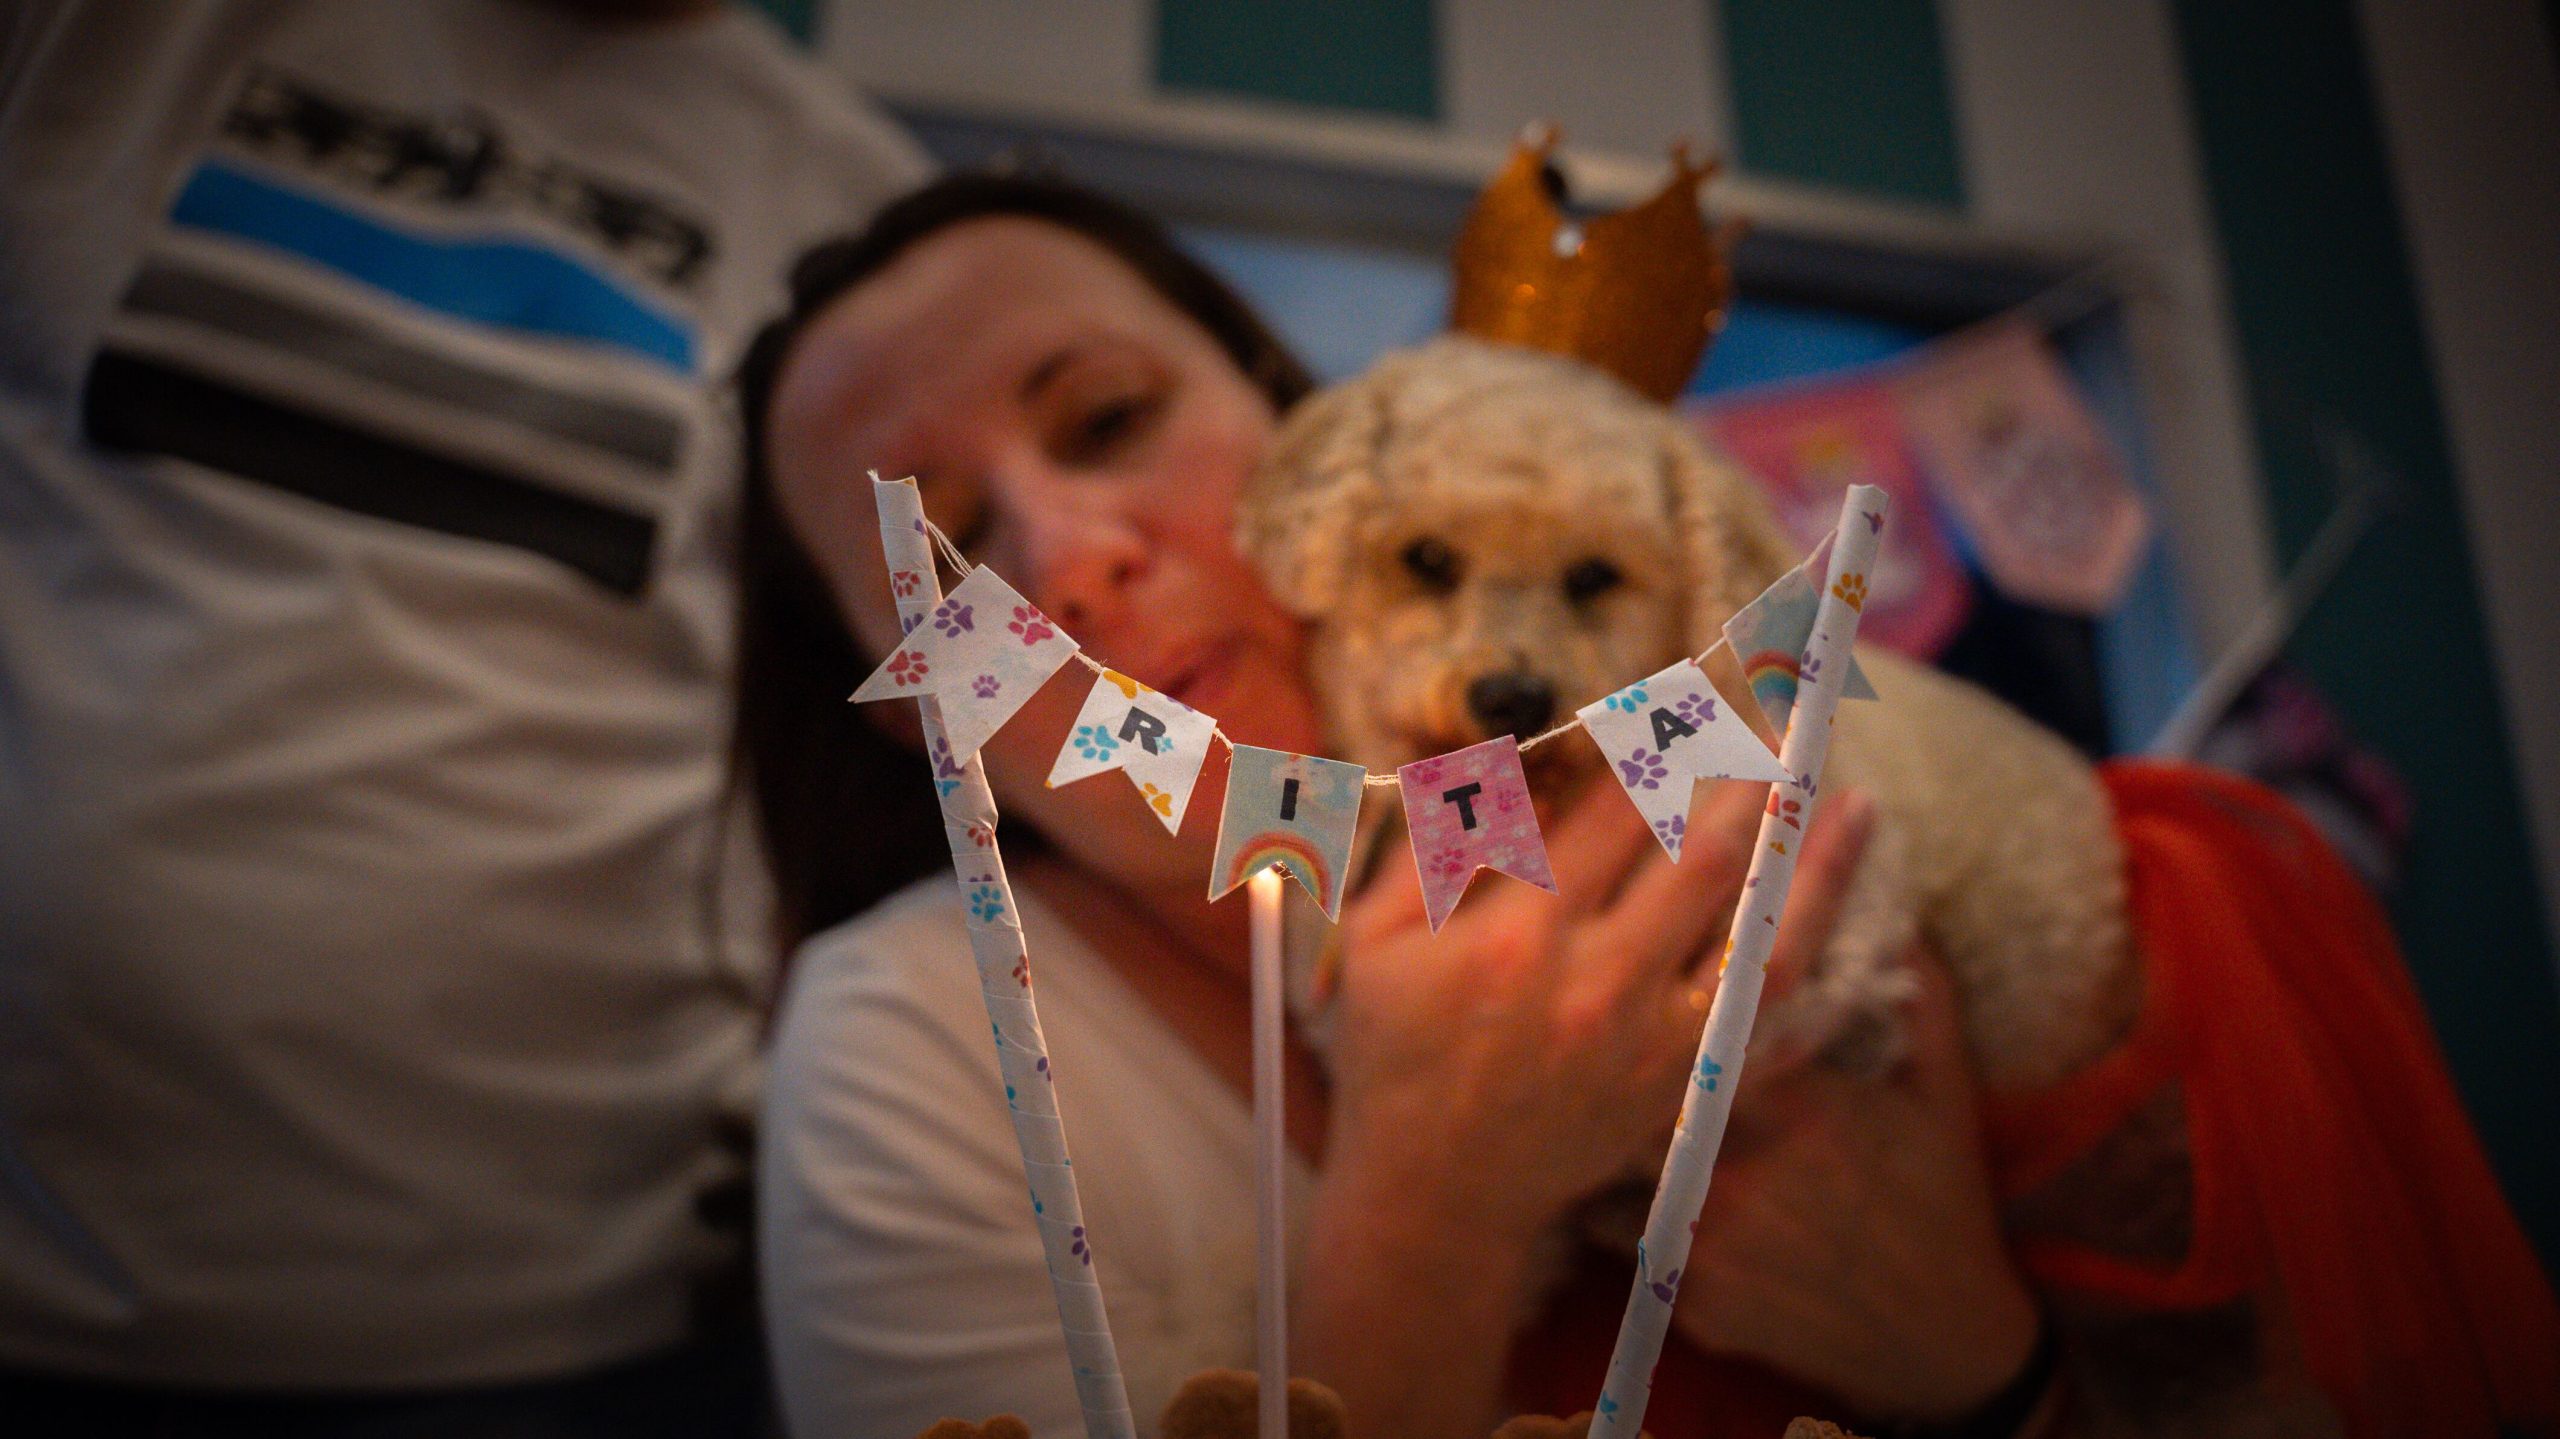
[1158,1370,1349,1439]
[917,1419,1033,1439]
[867,476,1138,1439]
[1588,484,1888,1438]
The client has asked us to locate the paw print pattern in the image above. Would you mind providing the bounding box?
[1650,1267,1682,1304]
[1653,814,1686,846]
[970,674,1000,700]
[1603,682,1650,714]
[1012,955,1029,987]
[1072,725,1118,762]
[1832,572,1869,611]
[968,885,1005,923]
[1069,1226,1091,1265]
[886,650,928,687]
[932,601,974,636]
[1696,1054,1723,1092]
[1766,793,1803,829]
[1673,693,1715,729]
[1140,782,1174,818]
[965,821,997,848]
[1007,605,1055,646]
[1616,747,1669,791]
[891,569,921,598]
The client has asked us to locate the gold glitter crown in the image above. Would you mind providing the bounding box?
[1449,128,1739,402]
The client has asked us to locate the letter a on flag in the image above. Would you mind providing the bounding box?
[1046,669,1219,832]
[1577,658,1790,860]
[1398,737,1557,932]
[851,566,1080,763]
[1209,745,1367,920]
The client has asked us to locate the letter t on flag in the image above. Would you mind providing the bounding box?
[1397,737,1557,931]
[1577,658,1790,860]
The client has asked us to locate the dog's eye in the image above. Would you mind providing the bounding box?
[1564,557,1623,603]
[1401,537,1460,592]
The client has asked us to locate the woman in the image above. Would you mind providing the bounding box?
[731,174,2051,1439]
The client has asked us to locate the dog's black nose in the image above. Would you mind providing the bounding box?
[1466,672,1556,740]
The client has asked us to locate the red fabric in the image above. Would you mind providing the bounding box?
[1510,761,2559,1438]
[1984,761,2560,1438]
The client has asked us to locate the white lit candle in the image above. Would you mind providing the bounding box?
[1248,867,1288,1437]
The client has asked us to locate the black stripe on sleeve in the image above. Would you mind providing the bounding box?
[82,349,657,596]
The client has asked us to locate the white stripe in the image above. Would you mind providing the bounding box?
[151,227,700,421]
[1937,0,2279,659]
[1443,0,1732,159]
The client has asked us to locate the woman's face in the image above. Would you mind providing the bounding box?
[766,217,1326,892]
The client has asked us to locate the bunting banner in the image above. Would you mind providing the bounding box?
[1696,377,1970,658]
[1577,658,1792,860]
[1398,737,1558,932]
[1208,745,1368,920]
[1046,668,1219,833]
[1721,528,1880,740]
[851,565,1080,762]
[1894,318,2150,616]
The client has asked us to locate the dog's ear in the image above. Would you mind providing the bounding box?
[1658,416,1798,651]
[1237,369,1393,618]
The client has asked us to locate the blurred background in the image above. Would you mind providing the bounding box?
[748,0,2560,1259]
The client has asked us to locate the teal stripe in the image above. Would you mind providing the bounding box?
[1155,0,1438,120]
[1718,0,1964,207]
[2170,0,2560,1269]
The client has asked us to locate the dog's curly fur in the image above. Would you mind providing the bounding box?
[1242,336,2138,1087]
[1242,336,2328,1435]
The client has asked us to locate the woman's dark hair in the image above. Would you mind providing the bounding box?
[732,171,1317,950]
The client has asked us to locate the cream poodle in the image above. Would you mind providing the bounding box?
[1241,335,2320,1435]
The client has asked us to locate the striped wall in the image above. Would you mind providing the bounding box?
[805,0,2560,1262]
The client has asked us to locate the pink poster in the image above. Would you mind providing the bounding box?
[1697,378,1971,659]
[1397,737,1557,932]
[1894,319,2150,616]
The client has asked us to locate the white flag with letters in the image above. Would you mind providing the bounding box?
[1578,657,1789,860]
[1045,668,1219,832]
[851,566,1080,762]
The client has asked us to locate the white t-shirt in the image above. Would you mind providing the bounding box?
[762,876,1317,1439]
[0,0,926,1386]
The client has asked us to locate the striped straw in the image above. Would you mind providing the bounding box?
[871,475,1137,1439]
[1588,483,1888,1438]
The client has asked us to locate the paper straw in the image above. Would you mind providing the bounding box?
[1249,868,1290,1438]
[870,476,1137,1439]
[1588,484,1888,1439]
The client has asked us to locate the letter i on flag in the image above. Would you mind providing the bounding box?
[1210,746,1367,920]
[1047,669,1219,832]
[1577,658,1790,860]
[850,565,1081,763]
[1398,737,1557,932]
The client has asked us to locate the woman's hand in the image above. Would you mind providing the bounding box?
[1295,778,1876,1439]
[1670,846,2041,1424]
[1324,778,1779,1249]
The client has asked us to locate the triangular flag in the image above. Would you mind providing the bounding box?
[1046,669,1219,832]
[1720,529,1878,739]
[852,566,1079,762]
[1577,658,1790,859]
[1209,745,1367,920]
[1398,737,1557,932]
[1894,318,2149,615]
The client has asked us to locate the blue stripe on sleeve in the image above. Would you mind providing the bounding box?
[169,160,696,372]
